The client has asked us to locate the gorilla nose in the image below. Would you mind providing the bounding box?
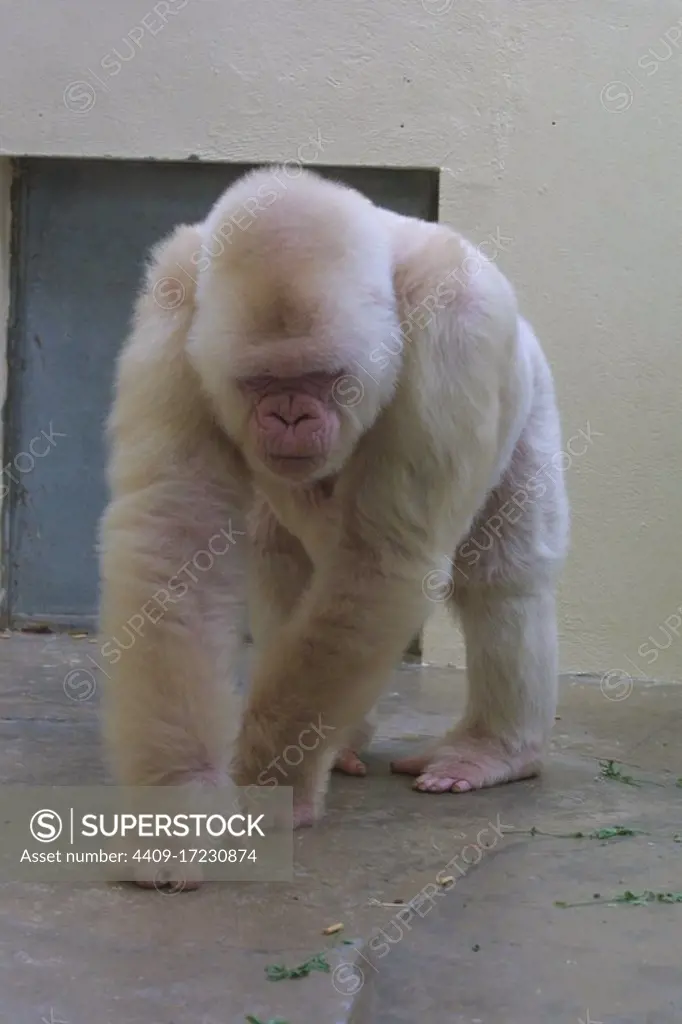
[270,411,313,428]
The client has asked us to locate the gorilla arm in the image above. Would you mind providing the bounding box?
[99,225,249,790]
[232,227,525,826]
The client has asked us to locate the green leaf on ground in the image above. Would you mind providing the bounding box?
[590,826,647,839]
[598,760,642,786]
[265,951,331,981]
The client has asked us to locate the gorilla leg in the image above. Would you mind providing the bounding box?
[246,495,373,776]
[392,360,569,793]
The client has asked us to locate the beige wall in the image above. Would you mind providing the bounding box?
[1,0,682,681]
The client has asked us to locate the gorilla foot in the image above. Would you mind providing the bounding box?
[390,737,542,793]
[333,748,367,776]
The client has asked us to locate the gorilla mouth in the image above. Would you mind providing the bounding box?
[267,455,320,469]
[270,454,316,461]
[265,453,324,480]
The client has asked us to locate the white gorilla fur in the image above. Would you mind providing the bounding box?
[99,166,569,836]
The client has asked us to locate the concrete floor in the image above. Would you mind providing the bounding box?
[0,634,681,1024]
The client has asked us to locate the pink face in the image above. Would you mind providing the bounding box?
[239,372,342,479]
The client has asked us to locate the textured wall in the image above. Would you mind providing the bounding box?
[1,0,682,680]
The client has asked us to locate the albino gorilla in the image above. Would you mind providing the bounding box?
[100,166,569,848]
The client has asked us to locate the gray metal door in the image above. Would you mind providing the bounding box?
[3,159,438,629]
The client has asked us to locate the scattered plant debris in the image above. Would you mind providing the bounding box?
[265,952,331,981]
[597,759,671,787]
[587,826,646,839]
[555,889,682,909]
[523,825,647,840]
[597,760,642,786]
